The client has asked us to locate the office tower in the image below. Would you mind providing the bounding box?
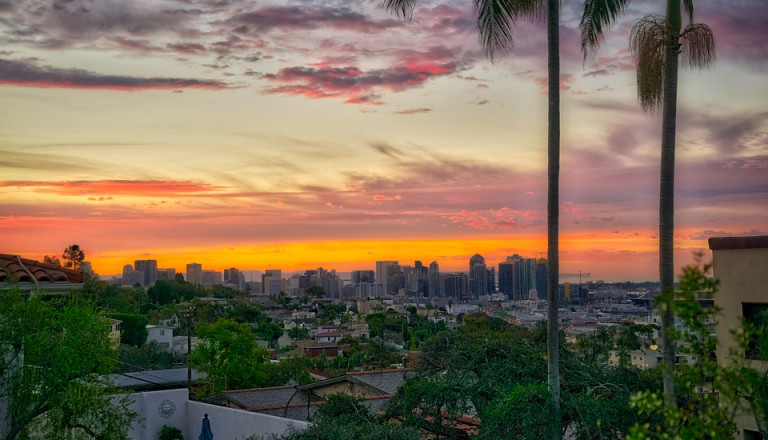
[351,270,375,284]
[468,254,488,297]
[535,259,548,300]
[315,267,341,299]
[122,264,142,286]
[376,261,402,296]
[186,263,202,286]
[157,268,176,281]
[427,261,441,298]
[443,273,468,300]
[134,260,158,287]
[498,260,514,298]
[502,255,537,300]
[224,268,245,290]
[263,269,283,295]
[201,270,222,286]
[486,266,496,294]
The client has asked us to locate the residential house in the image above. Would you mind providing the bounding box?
[206,369,410,422]
[146,325,174,353]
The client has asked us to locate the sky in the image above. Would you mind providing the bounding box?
[1,0,766,282]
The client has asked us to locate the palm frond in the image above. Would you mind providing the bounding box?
[474,0,518,60]
[682,0,695,24]
[383,0,418,19]
[579,0,632,60]
[629,15,668,112]
[681,23,715,70]
[518,0,548,25]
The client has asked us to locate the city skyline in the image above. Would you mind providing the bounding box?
[1,0,766,282]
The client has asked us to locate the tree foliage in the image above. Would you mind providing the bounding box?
[386,312,656,440]
[106,313,149,347]
[61,244,85,269]
[189,319,269,395]
[272,394,421,440]
[42,255,61,266]
[117,340,176,373]
[0,289,137,440]
[627,262,738,439]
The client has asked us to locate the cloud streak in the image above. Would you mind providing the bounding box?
[0,180,228,197]
[0,58,233,90]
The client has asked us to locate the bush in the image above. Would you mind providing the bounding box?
[159,425,184,440]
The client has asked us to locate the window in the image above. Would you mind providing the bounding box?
[742,303,768,360]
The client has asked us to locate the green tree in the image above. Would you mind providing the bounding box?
[0,289,137,440]
[159,425,184,440]
[273,393,421,440]
[107,312,149,347]
[288,327,311,340]
[387,312,655,440]
[61,243,85,269]
[305,285,325,299]
[118,340,175,373]
[580,0,715,409]
[189,319,269,394]
[627,262,737,439]
[477,384,553,440]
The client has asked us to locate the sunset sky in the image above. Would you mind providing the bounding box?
[1,0,766,282]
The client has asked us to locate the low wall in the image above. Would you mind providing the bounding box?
[124,389,309,440]
[186,401,308,440]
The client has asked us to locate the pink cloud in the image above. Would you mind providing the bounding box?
[396,108,432,115]
[261,61,456,104]
[373,194,402,201]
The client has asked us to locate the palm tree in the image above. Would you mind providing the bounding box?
[580,0,715,408]
[383,0,562,436]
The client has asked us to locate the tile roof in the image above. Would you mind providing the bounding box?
[222,385,317,410]
[0,254,83,284]
[347,369,410,395]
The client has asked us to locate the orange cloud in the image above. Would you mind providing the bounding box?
[0,180,227,197]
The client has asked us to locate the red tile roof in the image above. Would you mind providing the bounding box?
[0,254,84,284]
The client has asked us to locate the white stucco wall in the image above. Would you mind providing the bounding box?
[124,389,309,440]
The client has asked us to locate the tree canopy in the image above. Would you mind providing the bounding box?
[61,244,85,269]
[0,289,136,440]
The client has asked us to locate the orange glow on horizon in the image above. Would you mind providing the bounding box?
[70,230,705,282]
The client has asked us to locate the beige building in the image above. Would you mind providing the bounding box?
[710,235,768,440]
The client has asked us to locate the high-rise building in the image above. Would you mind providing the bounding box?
[134,260,158,287]
[201,270,222,286]
[428,261,441,298]
[157,268,176,281]
[224,268,245,290]
[468,254,488,297]
[376,261,402,296]
[351,270,375,284]
[498,260,515,298]
[535,259,548,300]
[501,255,537,300]
[186,263,202,286]
[122,264,143,286]
[443,273,468,300]
[263,269,283,295]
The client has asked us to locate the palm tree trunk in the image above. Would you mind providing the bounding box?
[660,0,681,410]
[546,0,561,436]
